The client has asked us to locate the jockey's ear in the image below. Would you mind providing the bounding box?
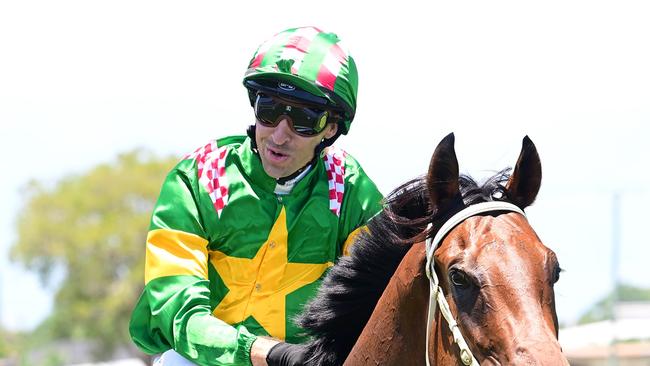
[506,136,542,209]
[323,122,338,140]
[426,133,461,212]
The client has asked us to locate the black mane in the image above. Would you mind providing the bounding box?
[296,169,512,365]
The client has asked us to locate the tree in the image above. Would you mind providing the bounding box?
[0,327,29,364]
[578,284,650,324]
[11,150,177,360]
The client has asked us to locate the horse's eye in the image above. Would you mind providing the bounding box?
[552,265,562,284]
[449,269,471,289]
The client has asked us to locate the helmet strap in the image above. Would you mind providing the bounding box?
[321,124,343,147]
[247,124,259,153]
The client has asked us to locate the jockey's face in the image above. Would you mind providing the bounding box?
[255,114,337,179]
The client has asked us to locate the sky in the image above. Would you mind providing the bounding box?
[1,0,649,332]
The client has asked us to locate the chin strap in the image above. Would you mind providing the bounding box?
[246,125,259,153]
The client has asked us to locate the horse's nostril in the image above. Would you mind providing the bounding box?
[514,346,540,365]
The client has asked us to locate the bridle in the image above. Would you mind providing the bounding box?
[424,201,526,366]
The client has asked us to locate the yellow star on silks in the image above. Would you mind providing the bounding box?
[210,207,332,340]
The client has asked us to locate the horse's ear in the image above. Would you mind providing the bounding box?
[426,133,461,209]
[506,136,542,209]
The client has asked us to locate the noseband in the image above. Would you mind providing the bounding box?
[424,201,526,366]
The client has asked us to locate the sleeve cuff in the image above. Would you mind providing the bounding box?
[235,326,258,366]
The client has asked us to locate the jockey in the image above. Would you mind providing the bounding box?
[129,26,384,366]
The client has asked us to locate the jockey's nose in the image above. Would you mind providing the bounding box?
[270,117,293,145]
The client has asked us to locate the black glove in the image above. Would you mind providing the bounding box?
[266,342,309,366]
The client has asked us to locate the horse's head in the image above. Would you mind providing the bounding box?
[426,133,567,365]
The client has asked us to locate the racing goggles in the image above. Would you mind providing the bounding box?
[254,93,338,137]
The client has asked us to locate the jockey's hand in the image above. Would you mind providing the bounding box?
[266,342,308,366]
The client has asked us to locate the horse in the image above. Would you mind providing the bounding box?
[293,133,569,365]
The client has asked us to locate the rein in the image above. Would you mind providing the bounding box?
[424,201,526,366]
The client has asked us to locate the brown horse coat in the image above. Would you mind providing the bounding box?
[297,134,569,365]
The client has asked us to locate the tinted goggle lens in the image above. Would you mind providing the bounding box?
[254,94,330,137]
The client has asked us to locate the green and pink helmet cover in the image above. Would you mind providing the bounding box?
[243,26,358,135]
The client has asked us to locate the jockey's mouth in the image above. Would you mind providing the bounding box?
[265,145,290,162]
